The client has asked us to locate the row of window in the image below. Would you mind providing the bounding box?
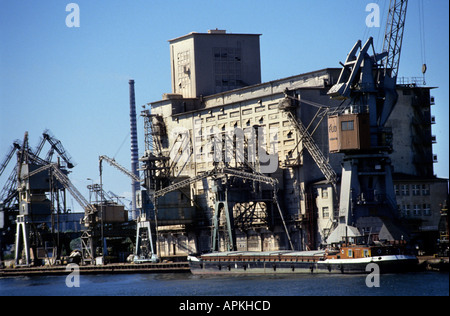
[400,204,432,217]
[317,184,431,199]
[394,184,430,196]
[321,206,339,219]
[319,203,432,220]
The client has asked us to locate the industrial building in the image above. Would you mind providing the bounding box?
[144,29,448,257]
[1,3,448,267]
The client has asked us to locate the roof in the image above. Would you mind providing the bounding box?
[168,31,261,43]
[151,67,341,107]
[326,224,361,244]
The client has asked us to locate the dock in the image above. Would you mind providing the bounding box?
[0,262,190,277]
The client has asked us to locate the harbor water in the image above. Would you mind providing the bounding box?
[0,271,448,296]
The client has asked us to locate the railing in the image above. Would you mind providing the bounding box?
[397,77,426,87]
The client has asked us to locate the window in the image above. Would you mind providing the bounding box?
[394,184,400,196]
[177,50,191,92]
[341,120,354,131]
[363,249,370,258]
[402,204,411,217]
[412,184,420,196]
[255,106,265,113]
[230,111,239,118]
[213,47,242,93]
[423,204,431,216]
[413,204,421,216]
[421,184,430,196]
[322,207,330,219]
[348,249,353,258]
[362,227,371,235]
[333,208,339,219]
[401,184,410,196]
[322,189,328,199]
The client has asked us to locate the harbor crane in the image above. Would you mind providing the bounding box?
[326,0,409,243]
[0,131,78,266]
[19,162,97,263]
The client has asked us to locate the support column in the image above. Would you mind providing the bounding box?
[14,215,30,266]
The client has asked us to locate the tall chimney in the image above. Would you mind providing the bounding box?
[129,79,139,220]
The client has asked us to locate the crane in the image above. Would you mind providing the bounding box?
[134,163,294,261]
[22,163,95,216]
[99,155,142,183]
[151,165,293,252]
[382,0,408,80]
[1,130,75,208]
[0,142,20,177]
[325,0,408,242]
[42,131,76,169]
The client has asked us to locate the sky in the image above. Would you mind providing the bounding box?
[1,0,448,212]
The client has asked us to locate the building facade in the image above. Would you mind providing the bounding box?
[145,31,447,256]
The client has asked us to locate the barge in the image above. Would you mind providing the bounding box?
[189,242,419,275]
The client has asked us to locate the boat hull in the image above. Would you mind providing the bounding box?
[189,255,419,275]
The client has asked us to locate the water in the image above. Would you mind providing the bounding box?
[0,271,448,296]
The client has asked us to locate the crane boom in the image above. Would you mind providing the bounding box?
[152,167,278,200]
[0,143,20,177]
[382,0,408,80]
[43,131,75,168]
[280,103,338,191]
[99,155,142,183]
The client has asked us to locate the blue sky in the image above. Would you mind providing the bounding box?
[1,0,448,212]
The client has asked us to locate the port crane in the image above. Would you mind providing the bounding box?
[19,162,97,263]
[0,131,75,208]
[326,0,408,242]
[98,155,159,262]
[0,131,78,265]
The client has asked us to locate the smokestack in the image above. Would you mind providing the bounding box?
[129,79,139,220]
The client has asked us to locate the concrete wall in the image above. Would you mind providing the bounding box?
[386,87,435,177]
